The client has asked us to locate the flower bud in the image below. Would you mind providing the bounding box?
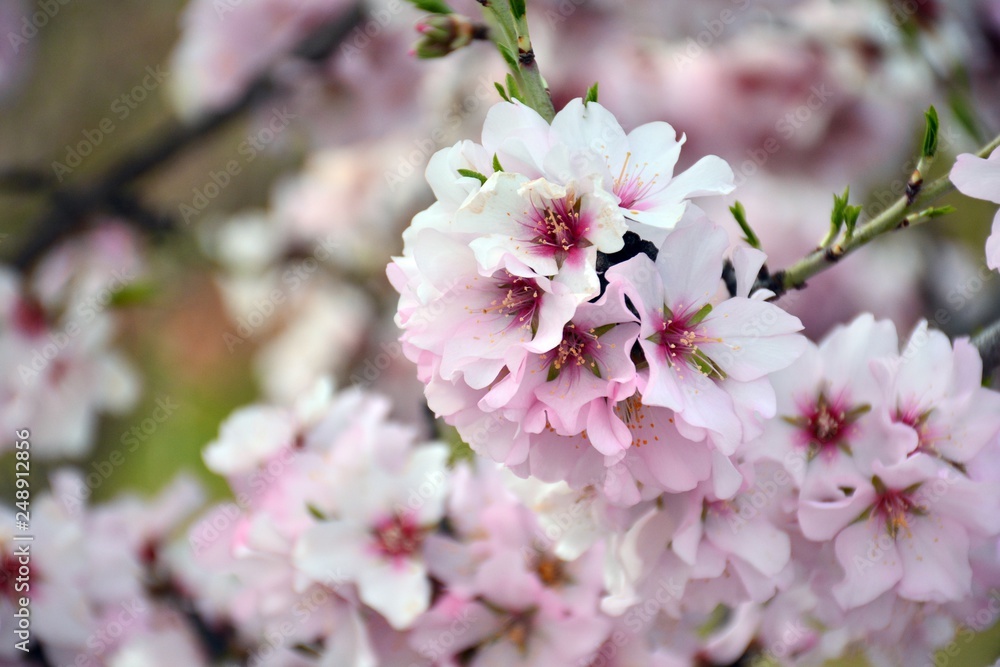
[411,14,476,59]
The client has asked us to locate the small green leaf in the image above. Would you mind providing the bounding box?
[922,105,939,158]
[504,72,522,102]
[729,200,760,249]
[921,205,956,219]
[584,82,599,105]
[494,82,510,102]
[492,153,504,172]
[546,363,561,382]
[843,205,862,242]
[306,504,327,521]
[823,186,851,246]
[509,0,526,19]
[457,168,488,184]
[688,303,713,326]
[832,187,850,227]
[498,43,519,70]
[407,0,455,14]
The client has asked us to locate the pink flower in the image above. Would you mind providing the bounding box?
[293,437,450,630]
[453,173,627,297]
[545,98,735,237]
[480,282,640,444]
[607,217,806,452]
[798,452,1000,609]
[749,314,900,485]
[869,322,1000,468]
[413,461,614,666]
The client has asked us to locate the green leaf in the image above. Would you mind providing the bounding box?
[546,363,561,382]
[498,43,519,71]
[688,303,713,326]
[729,200,760,249]
[492,153,504,172]
[457,168,488,184]
[922,205,956,219]
[306,504,327,521]
[843,205,862,242]
[591,323,616,338]
[831,187,850,227]
[584,82,599,105]
[494,82,511,102]
[922,105,939,158]
[824,186,851,246]
[505,72,522,102]
[509,0,526,19]
[407,0,455,14]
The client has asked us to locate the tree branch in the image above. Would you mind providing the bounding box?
[6,2,364,274]
[762,131,1000,299]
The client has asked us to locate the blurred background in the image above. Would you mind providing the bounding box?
[1,0,1000,664]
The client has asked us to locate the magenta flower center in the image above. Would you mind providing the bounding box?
[614,152,659,210]
[372,513,423,559]
[786,392,868,460]
[548,323,601,374]
[650,308,724,379]
[892,405,941,456]
[482,272,541,331]
[526,196,590,262]
[805,398,847,448]
[872,487,922,538]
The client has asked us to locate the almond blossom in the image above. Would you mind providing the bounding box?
[606,217,806,453]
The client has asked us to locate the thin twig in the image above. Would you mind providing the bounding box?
[763,132,1000,299]
[6,3,364,273]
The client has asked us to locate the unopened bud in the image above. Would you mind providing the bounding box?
[412,14,477,59]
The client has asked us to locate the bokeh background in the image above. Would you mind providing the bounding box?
[2,0,1000,664]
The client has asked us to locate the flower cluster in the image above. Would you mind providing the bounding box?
[385,98,1000,665]
[171,381,698,665]
[390,98,806,506]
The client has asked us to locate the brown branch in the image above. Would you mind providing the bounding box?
[6,2,364,273]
